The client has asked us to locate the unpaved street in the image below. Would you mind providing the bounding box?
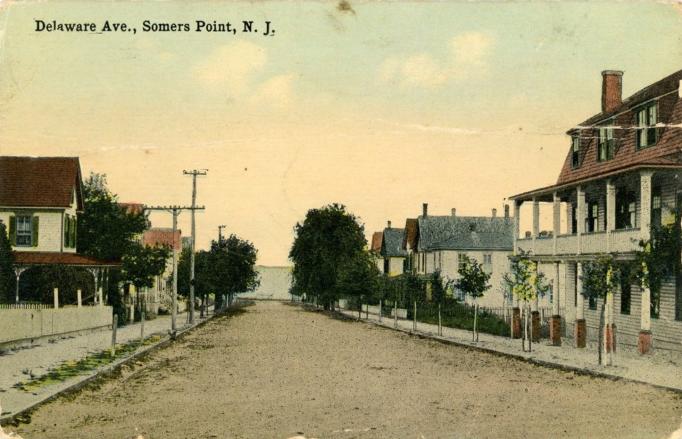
[10,301,682,439]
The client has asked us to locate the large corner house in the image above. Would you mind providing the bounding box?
[402,203,514,307]
[510,69,682,352]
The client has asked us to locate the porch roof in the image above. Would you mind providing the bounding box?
[13,251,120,268]
[508,162,682,202]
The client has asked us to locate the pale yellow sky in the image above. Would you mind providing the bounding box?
[1,1,681,265]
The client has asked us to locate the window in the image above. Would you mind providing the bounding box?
[458,253,468,272]
[483,253,493,274]
[571,205,577,234]
[616,188,637,229]
[589,295,597,310]
[16,215,32,246]
[571,136,580,169]
[636,103,658,149]
[586,201,600,232]
[383,258,389,274]
[598,124,615,161]
[652,186,662,229]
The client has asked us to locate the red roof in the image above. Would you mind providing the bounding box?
[556,69,682,186]
[370,231,383,252]
[402,218,418,250]
[0,157,83,210]
[13,252,119,267]
[143,228,181,250]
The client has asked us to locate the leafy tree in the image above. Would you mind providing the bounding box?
[336,250,380,318]
[503,253,550,351]
[178,247,212,312]
[431,269,453,335]
[455,255,491,342]
[0,222,14,303]
[122,243,170,319]
[289,204,367,309]
[582,255,620,365]
[208,234,260,309]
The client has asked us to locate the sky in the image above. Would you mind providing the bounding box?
[0,1,681,265]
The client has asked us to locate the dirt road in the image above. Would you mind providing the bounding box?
[9,301,682,439]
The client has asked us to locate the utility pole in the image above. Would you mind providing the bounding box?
[183,169,207,325]
[144,205,205,337]
[218,224,226,243]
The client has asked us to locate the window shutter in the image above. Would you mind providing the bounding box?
[70,216,76,249]
[32,216,39,247]
[64,215,70,248]
[8,216,16,246]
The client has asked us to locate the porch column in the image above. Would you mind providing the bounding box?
[14,267,27,304]
[549,262,562,346]
[513,201,521,254]
[552,192,560,255]
[575,262,586,347]
[532,197,540,255]
[77,289,82,308]
[53,287,59,309]
[640,170,653,242]
[98,287,104,307]
[639,286,652,354]
[606,179,616,252]
[576,185,585,254]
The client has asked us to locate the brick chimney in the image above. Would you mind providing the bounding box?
[492,208,497,218]
[387,220,392,228]
[504,204,510,219]
[601,70,623,113]
[422,203,428,218]
[451,208,456,217]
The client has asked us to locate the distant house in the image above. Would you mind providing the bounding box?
[370,231,383,272]
[0,156,117,303]
[142,227,182,314]
[379,221,407,276]
[403,203,514,307]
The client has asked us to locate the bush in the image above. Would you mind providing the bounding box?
[410,299,508,336]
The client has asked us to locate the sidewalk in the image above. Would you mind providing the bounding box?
[337,307,682,393]
[0,309,214,420]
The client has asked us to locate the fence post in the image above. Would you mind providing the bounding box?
[438,303,442,336]
[140,309,145,344]
[413,301,417,332]
[379,300,382,323]
[365,303,369,319]
[53,288,59,309]
[77,289,82,308]
[111,314,118,356]
[394,300,397,328]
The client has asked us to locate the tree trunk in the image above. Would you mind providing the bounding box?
[598,299,605,366]
[472,299,478,342]
[438,302,442,336]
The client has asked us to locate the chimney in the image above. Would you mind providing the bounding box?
[504,204,510,219]
[422,203,428,218]
[451,208,456,217]
[492,208,497,218]
[387,220,392,228]
[601,70,623,113]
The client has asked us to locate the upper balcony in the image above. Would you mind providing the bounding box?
[510,168,671,258]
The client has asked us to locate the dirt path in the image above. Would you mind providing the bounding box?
[8,301,682,439]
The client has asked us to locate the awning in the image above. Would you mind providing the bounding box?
[13,251,120,268]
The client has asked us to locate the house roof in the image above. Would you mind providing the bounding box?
[143,228,182,250]
[13,251,120,267]
[370,231,383,252]
[0,156,84,210]
[402,218,418,250]
[417,215,513,251]
[555,69,682,186]
[381,228,407,258]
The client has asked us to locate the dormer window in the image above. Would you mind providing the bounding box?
[636,103,658,149]
[598,123,615,161]
[571,136,580,168]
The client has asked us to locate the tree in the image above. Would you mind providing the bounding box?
[207,234,260,309]
[582,255,620,366]
[431,269,453,336]
[289,204,367,309]
[0,222,15,303]
[77,173,150,325]
[178,248,212,313]
[121,243,170,319]
[503,253,550,351]
[336,250,380,319]
[455,255,491,342]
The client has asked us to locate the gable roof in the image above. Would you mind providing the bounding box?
[403,218,418,251]
[381,228,407,258]
[417,215,513,251]
[143,228,182,250]
[370,231,383,252]
[556,69,682,186]
[0,156,84,210]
